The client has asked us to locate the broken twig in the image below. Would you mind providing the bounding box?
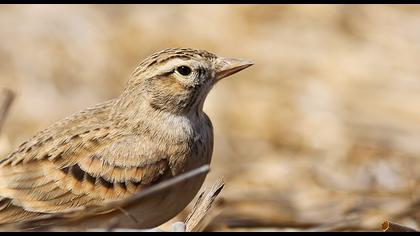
[0,88,14,133]
[185,178,225,232]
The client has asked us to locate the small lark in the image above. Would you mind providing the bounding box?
[0,48,253,228]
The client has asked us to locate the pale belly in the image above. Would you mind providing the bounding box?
[122,172,209,228]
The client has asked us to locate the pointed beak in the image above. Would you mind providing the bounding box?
[215,57,254,81]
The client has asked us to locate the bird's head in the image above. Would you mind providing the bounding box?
[123,48,253,115]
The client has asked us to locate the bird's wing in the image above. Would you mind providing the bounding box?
[0,103,170,225]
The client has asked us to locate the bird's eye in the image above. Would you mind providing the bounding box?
[176,66,192,76]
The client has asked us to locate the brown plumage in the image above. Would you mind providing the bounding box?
[0,48,253,228]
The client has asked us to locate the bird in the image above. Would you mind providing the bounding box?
[0,48,253,228]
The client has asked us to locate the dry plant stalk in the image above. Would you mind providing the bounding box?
[0,88,14,133]
[185,178,224,232]
[381,221,418,232]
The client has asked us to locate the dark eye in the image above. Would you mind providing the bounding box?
[176,66,192,76]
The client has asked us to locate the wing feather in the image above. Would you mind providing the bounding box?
[0,101,171,225]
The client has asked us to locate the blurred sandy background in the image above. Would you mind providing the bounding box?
[0,4,419,231]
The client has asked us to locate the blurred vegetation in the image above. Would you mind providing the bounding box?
[0,4,419,231]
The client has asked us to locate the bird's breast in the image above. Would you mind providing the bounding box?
[155,113,213,176]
